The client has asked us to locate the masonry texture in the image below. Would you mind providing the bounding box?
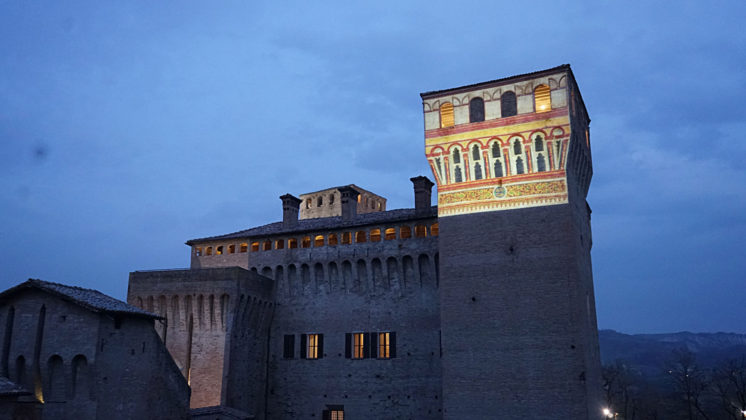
[122,65,602,419]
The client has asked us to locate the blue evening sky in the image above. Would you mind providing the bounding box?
[1,1,744,334]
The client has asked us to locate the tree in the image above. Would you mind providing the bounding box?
[712,357,746,419]
[665,348,712,420]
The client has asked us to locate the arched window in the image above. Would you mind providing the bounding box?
[263,240,271,251]
[47,355,64,401]
[493,159,504,177]
[228,244,235,254]
[516,157,525,174]
[384,228,396,240]
[275,239,285,249]
[314,235,324,247]
[72,355,88,400]
[469,97,485,122]
[288,238,298,249]
[414,224,427,238]
[501,91,517,117]
[452,147,463,183]
[205,246,213,256]
[474,162,482,180]
[452,148,461,164]
[400,225,412,239]
[491,142,501,158]
[534,84,551,112]
[440,102,455,127]
[15,355,25,385]
[356,231,367,243]
[370,229,381,242]
[534,135,544,152]
[454,166,463,183]
[301,237,311,248]
[537,154,547,172]
[431,223,439,236]
[250,242,259,252]
[216,246,223,255]
[240,243,248,252]
[472,144,480,162]
[341,232,352,244]
[329,193,335,205]
[513,139,522,156]
[328,233,338,246]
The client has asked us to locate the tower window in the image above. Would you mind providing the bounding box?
[206,246,213,256]
[493,160,504,178]
[501,91,517,117]
[275,239,285,249]
[353,333,365,359]
[305,199,311,209]
[400,225,412,239]
[195,247,202,256]
[491,142,501,158]
[329,194,335,205]
[414,224,427,238]
[534,84,551,112]
[440,102,454,128]
[431,223,439,236]
[469,97,485,122]
[228,244,235,254]
[516,157,525,175]
[534,135,544,152]
[474,162,482,180]
[355,231,367,243]
[301,333,322,359]
[472,144,480,162]
[537,154,547,172]
[454,166,463,183]
[513,139,522,155]
[452,148,461,164]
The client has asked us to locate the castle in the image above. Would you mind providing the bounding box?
[2,65,603,419]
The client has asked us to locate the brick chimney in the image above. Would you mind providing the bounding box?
[338,186,360,221]
[410,176,434,215]
[280,194,302,227]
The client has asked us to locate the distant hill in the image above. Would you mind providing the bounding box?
[599,329,746,377]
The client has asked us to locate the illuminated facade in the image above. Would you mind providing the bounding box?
[127,65,602,419]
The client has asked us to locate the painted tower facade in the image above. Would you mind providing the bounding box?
[421,65,602,418]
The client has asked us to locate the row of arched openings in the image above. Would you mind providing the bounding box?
[439,84,551,128]
[12,354,89,402]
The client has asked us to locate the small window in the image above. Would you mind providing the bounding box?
[283,335,295,359]
[288,238,298,249]
[452,148,461,164]
[516,157,525,175]
[276,239,285,249]
[206,246,213,256]
[370,229,381,242]
[216,246,223,255]
[414,224,427,238]
[314,235,324,247]
[328,233,338,246]
[250,242,259,252]
[384,228,396,240]
[501,91,517,117]
[440,102,454,128]
[353,333,365,359]
[355,231,367,243]
[472,144,481,162]
[400,226,412,239]
[454,166,463,183]
[534,135,544,152]
[302,237,311,248]
[329,194,335,205]
[513,139,522,155]
[491,142,501,158]
[474,162,482,180]
[378,332,390,359]
[263,240,272,251]
[534,84,551,112]
[537,154,547,172]
[431,223,439,236]
[240,243,248,253]
[469,97,485,122]
[324,406,345,420]
[494,160,504,178]
[195,247,202,256]
[317,196,323,207]
[341,232,352,244]
[305,199,311,209]
[228,244,235,254]
[302,333,322,359]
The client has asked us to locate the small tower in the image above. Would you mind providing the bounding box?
[421,65,602,418]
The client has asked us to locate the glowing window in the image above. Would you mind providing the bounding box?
[534,84,551,112]
[378,332,390,359]
[353,333,365,359]
[357,195,361,203]
[384,228,396,240]
[469,97,485,122]
[370,229,381,242]
[206,246,213,256]
[304,333,320,359]
[328,233,338,246]
[341,232,352,244]
[195,247,202,256]
[431,223,439,237]
[501,91,517,117]
[228,244,235,254]
[276,239,285,249]
[216,246,223,255]
[302,237,311,248]
[329,409,344,420]
[440,102,454,128]
[263,240,271,251]
[314,235,324,247]
[288,238,298,249]
[250,242,259,252]
[414,224,427,238]
[400,226,411,239]
[355,231,367,243]
[240,243,248,253]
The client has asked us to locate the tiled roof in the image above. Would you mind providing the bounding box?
[186,206,437,245]
[0,279,160,319]
[0,376,31,397]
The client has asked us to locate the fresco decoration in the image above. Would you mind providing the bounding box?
[437,179,568,216]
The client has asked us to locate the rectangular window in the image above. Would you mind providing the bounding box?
[283,334,295,359]
[195,247,202,256]
[250,242,259,252]
[228,244,235,254]
[288,238,298,249]
[240,243,248,253]
[341,232,351,244]
[353,333,365,359]
[378,332,390,359]
[276,239,285,249]
[323,406,344,420]
[301,333,323,359]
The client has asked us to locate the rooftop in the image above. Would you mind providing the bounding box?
[0,377,31,397]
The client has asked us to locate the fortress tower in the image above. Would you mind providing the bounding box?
[420,65,602,418]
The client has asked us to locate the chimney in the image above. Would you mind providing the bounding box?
[410,176,434,215]
[280,194,302,227]
[338,186,360,221]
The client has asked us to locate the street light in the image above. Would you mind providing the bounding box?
[603,408,614,418]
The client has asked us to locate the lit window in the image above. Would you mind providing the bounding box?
[384,228,396,240]
[301,237,311,248]
[341,232,352,244]
[302,333,322,359]
[216,246,223,255]
[328,233,338,246]
[324,406,345,420]
[276,239,285,249]
[228,244,235,254]
[400,226,411,239]
[355,231,367,243]
[378,332,390,359]
[370,229,381,242]
[414,224,427,238]
[195,247,202,256]
[353,333,365,359]
[240,243,248,253]
[250,242,259,252]
[314,235,324,247]
[440,102,454,128]
[263,240,271,251]
[288,238,298,249]
[206,246,213,256]
[534,84,551,112]
[431,223,439,237]
[469,97,485,122]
